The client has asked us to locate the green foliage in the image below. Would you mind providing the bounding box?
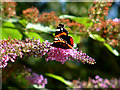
[2,18,19,23]
[59,15,93,29]
[23,32,44,42]
[15,74,29,88]
[89,34,105,42]
[26,23,55,33]
[19,19,28,27]
[1,20,54,42]
[90,34,119,56]
[71,17,93,29]
[104,43,119,56]
[8,87,18,90]
[46,73,72,86]
[59,15,76,19]
[25,23,56,42]
[69,34,81,44]
[0,27,2,39]
[39,33,54,42]
[1,22,22,40]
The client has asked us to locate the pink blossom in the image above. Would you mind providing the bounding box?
[0,38,96,68]
[113,18,120,22]
[46,47,96,64]
[25,72,47,87]
[95,75,100,79]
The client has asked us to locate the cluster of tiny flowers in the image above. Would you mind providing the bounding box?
[22,7,39,23]
[0,37,96,68]
[38,11,60,26]
[88,1,120,48]
[46,47,96,64]
[72,75,120,88]
[0,37,50,68]
[105,18,120,48]
[22,9,86,33]
[89,18,120,48]
[38,11,86,33]
[1,0,17,18]
[25,68,47,88]
[88,0,113,23]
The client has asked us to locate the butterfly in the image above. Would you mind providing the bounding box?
[51,23,74,49]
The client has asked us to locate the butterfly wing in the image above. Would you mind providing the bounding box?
[51,23,73,49]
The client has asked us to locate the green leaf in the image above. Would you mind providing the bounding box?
[39,32,54,42]
[89,34,105,42]
[71,17,93,28]
[26,23,55,33]
[15,74,29,88]
[8,87,18,90]
[69,34,81,44]
[1,18,19,22]
[19,19,28,27]
[0,27,2,39]
[104,43,119,56]
[23,32,44,43]
[1,22,22,40]
[46,73,72,86]
[59,15,93,28]
[59,15,76,19]
[90,34,119,56]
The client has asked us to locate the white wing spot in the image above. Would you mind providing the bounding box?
[61,28,63,30]
[54,38,58,40]
[56,29,60,31]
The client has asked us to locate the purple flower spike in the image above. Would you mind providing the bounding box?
[26,72,47,88]
[73,75,120,88]
[0,38,50,68]
[0,37,96,68]
[46,47,96,64]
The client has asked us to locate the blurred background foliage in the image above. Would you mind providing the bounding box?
[16,2,92,16]
[1,1,120,89]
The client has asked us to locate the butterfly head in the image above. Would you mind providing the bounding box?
[55,23,68,36]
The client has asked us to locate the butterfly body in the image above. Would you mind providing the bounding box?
[51,24,74,49]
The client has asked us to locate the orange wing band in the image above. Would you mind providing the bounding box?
[53,40,73,49]
[55,32,67,38]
